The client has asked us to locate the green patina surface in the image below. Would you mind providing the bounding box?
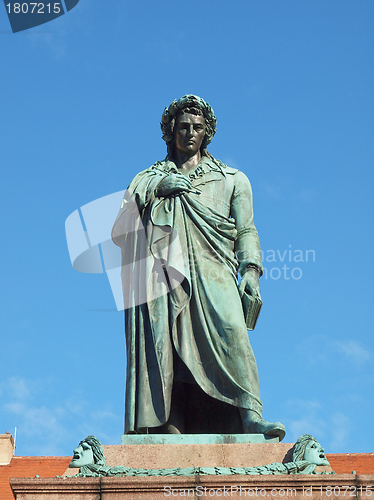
[121,433,279,445]
[73,462,332,478]
[112,94,285,439]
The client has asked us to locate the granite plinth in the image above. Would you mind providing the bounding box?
[105,441,292,470]
[64,441,294,477]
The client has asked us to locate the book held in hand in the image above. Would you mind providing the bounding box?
[241,291,263,331]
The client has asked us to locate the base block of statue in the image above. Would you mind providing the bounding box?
[65,440,293,474]
[121,433,279,445]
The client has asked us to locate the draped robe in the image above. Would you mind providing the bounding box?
[112,156,264,433]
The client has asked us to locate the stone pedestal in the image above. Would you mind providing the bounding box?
[102,437,291,471]
[64,436,293,477]
[10,439,371,500]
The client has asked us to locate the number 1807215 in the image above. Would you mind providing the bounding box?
[5,3,62,14]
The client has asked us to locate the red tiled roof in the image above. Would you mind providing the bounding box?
[327,453,374,475]
[0,456,70,500]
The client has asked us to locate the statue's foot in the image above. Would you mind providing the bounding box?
[245,418,286,441]
[155,423,182,434]
[164,424,182,434]
[239,409,286,441]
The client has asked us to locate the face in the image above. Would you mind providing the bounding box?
[174,113,206,156]
[303,440,329,466]
[69,441,94,468]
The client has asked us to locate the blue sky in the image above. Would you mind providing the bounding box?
[0,0,373,458]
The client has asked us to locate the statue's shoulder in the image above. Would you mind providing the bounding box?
[128,160,173,187]
[149,160,166,171]
[149,159,177,173]
[208,157,238,175]
[133,160,174,175]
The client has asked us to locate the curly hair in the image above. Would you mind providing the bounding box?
[80,436,107,466]
[292,434,317,462]
[161,94,217,156]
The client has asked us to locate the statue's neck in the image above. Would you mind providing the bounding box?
[174,150,201,173]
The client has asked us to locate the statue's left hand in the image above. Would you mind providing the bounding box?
[239,268,261,300]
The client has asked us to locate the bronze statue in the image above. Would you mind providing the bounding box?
[112,95,285,438]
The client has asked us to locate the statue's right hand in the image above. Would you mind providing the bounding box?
[156,174,192,197]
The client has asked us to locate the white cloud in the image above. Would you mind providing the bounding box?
[259,183,283,200]
[19,406,65,438]
[24,0,93,60]
[15,320,38,335]
[288,418,326,442]
[7,377,31,400]
[293,189,317,202]
[330,412,350,450]
[332,340,370,365]
[221,157,239,169]
[284,399,328,443]
[1,376,122,456]
[91,410,117,422]
[4,402,26,415]
[283,398,351,452]
[298,335,370,367]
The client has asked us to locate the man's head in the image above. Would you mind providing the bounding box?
[161,95,217,157]
[292,434,330,466]
[174,112,206,158]
[69,435,107,468]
